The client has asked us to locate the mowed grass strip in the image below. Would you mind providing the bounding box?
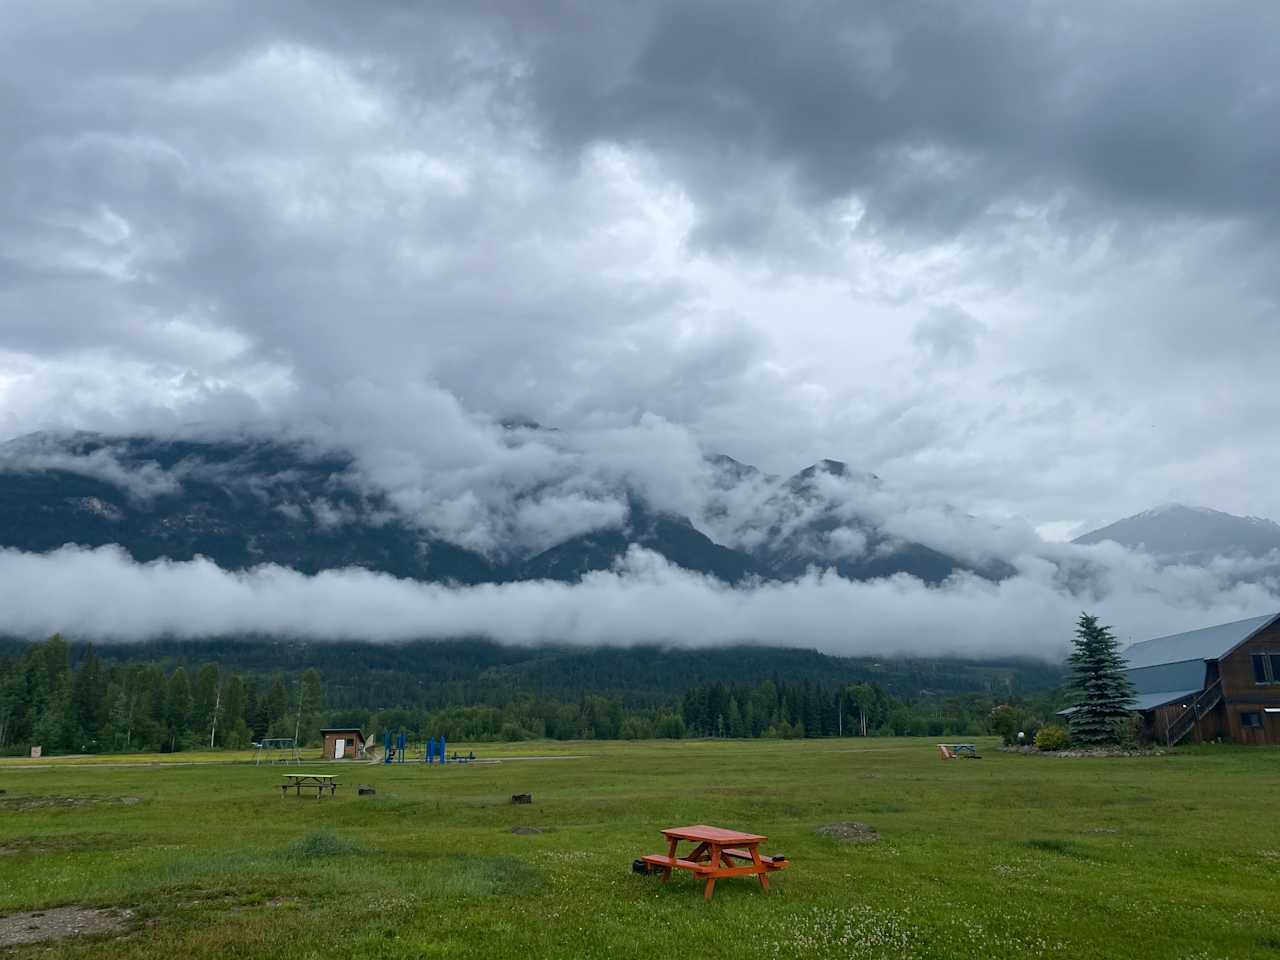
[1,738,1278,959]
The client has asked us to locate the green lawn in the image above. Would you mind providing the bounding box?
[2,738,1278,959]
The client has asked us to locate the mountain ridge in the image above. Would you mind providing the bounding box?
[1073,502,1280,559]
[0,430,987,590]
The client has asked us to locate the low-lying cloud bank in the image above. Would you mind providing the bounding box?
[2,544,1276,661]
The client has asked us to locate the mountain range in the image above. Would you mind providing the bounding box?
[3,432,1278,594]
[0,431,995,587]
[1073,503,1280,560]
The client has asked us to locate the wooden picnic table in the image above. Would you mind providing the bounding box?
[280,773,338,799]
[641,824,787,900]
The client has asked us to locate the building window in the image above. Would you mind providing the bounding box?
[1271,654,1280,681]
[1254,654,1275,684]
[1241,711,1263,729]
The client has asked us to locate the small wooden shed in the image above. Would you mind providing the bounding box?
[320,728,366,760]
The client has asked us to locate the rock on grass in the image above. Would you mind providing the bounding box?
[815,822,880,843]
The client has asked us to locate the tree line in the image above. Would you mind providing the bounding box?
[679,677,1037,739]
[0,634,1059,754]
[0,635,325,753]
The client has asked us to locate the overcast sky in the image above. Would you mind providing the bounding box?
[3,3,1280,654]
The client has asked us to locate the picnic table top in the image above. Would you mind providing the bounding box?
[282,773,337,781]
[662,824,766,844]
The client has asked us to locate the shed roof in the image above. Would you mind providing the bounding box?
[319,727,365,737]
[1126,660,1206,696]
[1130,689,1201,711]
[1057,688,1198,717]
[1121,613,1279,669]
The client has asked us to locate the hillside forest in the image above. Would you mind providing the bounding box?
[0,635,1061,755]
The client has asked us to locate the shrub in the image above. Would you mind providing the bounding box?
[1035,725,1071,751]
[280,830,362,860]
[989,705,1020,745]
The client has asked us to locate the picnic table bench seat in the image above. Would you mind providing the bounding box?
[641,854,712,874]
[721,847,788,867]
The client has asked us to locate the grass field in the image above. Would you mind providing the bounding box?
[2,738,1278,959]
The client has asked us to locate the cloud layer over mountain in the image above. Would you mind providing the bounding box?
[1,538,1277,659]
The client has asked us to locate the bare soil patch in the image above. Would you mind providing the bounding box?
[0,795,143,812]
[0,907,133,947]
[0,834,126,857]
[815,821,880,844]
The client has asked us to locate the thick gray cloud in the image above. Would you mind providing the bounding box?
[0,542,1276,658]
[2,2,1279,650]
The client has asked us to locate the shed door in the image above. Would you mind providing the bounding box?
[334,738,345,759]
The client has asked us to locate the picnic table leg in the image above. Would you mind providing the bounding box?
[661,835,678,884]
[703,845,721,901]
[750,844,770,892]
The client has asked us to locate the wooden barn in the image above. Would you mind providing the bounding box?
[1121,613,1280,745]
[320,727,366,760]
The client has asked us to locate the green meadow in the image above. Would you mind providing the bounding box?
[2,739,1277,959]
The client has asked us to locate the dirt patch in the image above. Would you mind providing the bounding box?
[0,795,143,812]
[0,907,133,947]
[815,822,880,844]
[0,834,131,857]
[509,826,556,835]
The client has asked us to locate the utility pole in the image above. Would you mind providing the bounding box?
[209,682,222,749]
[293,677,305,753]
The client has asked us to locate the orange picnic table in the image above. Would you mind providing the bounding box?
[641,824,787,900]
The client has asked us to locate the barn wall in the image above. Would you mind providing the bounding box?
[1219,623,1280,745]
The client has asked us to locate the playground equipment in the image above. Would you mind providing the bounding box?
[423,735,450,764]
[383,730,409,764]
[254,737,301,765]
[380,730,471,765]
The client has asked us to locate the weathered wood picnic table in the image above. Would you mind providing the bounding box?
[642,824,787,900]
[280,773,338,799]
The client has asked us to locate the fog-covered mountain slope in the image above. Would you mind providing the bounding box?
[1073,504,1280,560]
[0,431,995,587]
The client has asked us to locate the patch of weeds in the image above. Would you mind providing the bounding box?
[1257,936,1280,952]
[278,830,363,860]
[861,802,907,814]
[423,855,542,898]
[1023,838,1089,858]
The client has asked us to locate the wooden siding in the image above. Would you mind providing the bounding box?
[322,731,364,759]
[1219,622,1280,745]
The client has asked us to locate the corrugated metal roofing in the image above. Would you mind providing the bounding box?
[1120,613,1279,669]
[1127,660,1206,695]
[1131,690,1200,711]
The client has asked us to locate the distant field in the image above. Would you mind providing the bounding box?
[1,739,1277,959]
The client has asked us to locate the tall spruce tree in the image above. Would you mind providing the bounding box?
[1066,613,1137,745]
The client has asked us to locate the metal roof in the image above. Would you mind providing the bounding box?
[1126,660,1206,695]
[1121,613,1279,669]
[1130,690,1201,711]
[1057,688,1200,717]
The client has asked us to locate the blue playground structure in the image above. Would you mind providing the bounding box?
[382,729,409,764]
[382,730,471,765]
[425,734,447,764]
